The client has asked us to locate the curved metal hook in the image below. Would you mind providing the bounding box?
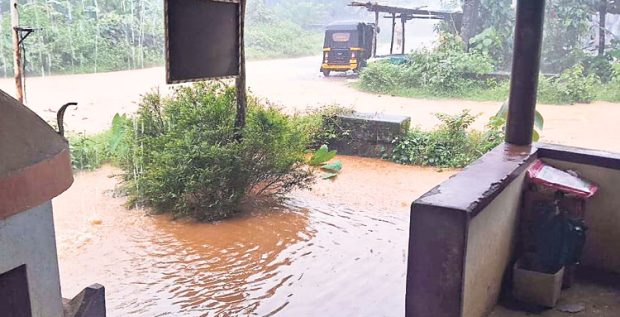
[56,102,78,137]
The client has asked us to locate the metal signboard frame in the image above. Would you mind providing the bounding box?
[165,0,241,84]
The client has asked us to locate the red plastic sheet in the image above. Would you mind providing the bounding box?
[527,160,598,199]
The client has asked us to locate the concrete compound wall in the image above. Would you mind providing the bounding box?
[542,158,620,274]
[0,201,64,317]
[462,172,526,317]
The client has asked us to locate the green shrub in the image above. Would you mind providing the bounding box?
[292,105,354,149]
[68,132,111,171]
[246,21,323,59]
[595,63,620,102]
[581,55,614,83]
[359,62,407,93]
[120,82,315,221]
[391,110,503,168]
[555,65,598,104]
[359,34,495,96]
[67,114,131,170]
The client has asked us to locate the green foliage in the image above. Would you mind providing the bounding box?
[246,21,323,60]
[67,113,132,170]
[358,61,407,93]
[0,0,345,75]
[68,132,111,171]
[469,27,506,61]
[293,105,354,148]
[475,0,515,68]
[116,82,315,221]
[308,144,342,179]
[359,39,608,105]
[244,0,349,59]
[309,144,337,166]
[538,65,598,104]
[360,35,494,95]
[581,55,614,82]
[494,100,544,141]
[542,0,595,73]
[595,62,620,101]
[391,110,503,168]
[0,0,164,76]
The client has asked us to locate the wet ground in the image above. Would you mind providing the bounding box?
[53,156,457,316]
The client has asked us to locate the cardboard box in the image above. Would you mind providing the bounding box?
[513,259,565,307]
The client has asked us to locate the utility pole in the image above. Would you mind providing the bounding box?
[10,0,24,103]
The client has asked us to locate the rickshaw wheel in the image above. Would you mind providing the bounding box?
[322,70,331,77]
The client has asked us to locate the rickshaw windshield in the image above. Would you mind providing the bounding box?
[324,30,358,49]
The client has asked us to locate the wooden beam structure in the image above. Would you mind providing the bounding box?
[350,1,462,56]
[505,0,546,146]
[349,1,461,20]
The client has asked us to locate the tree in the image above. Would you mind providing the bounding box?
[461,0,481,48]
[599,0,607,56]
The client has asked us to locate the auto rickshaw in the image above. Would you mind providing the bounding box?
[320,21,376,77]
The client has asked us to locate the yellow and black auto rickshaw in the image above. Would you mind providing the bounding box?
[320,21,376,77]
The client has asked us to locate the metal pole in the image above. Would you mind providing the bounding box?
[505,0,546,146]
[234,0,247,140]
[390,13,396,55]
[401,17,406,55]
[10,0,24,104]
[373,11,379,57]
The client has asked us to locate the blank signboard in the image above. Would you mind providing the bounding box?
[165,0,240,83]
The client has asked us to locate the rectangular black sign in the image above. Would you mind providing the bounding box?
[165,0,240,83]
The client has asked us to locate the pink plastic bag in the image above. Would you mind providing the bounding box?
[527,160,598,199]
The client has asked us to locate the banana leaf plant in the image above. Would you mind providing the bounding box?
[494,100,544,141]
[309,145,342,179]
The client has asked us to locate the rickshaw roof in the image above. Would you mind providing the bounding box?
[325,21,368,31]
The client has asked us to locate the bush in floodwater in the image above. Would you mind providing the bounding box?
[120,82,314,221]
[391,110,503,168]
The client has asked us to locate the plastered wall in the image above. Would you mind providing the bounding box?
[0,202,64,317]
[462,172,526,317]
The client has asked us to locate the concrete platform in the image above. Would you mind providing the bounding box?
[330,112,410,158]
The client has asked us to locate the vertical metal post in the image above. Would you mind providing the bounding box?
[505,0,546,145]
[401,17,406,55]
[10,0,24,104]
[373,11,379,57]
[234,0,247,140]
[390,13,396,55]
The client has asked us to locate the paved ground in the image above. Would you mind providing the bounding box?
[1,56,619,153]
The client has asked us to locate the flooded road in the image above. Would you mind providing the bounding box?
[53,156,456,316]
[2,56,620,153]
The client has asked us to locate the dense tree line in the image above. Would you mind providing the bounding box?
[0,0,361,77]
[461,0,620,72]
[0,0,164,77]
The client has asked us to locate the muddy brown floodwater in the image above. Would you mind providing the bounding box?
[53,156,456,317]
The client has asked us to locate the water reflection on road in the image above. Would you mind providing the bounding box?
[54,157,455,316]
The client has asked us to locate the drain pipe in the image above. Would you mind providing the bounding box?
[505,0,546,146]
